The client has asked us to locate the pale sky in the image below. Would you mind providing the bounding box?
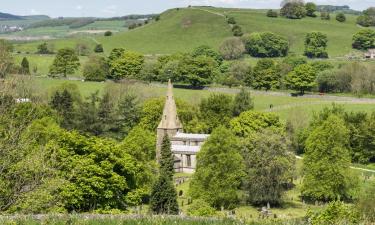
[1,0,374,18]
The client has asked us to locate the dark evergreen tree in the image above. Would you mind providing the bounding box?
[116,94,140,137]
[75,92,102,135]
[150,173,179,214]
[160,135,174,179]
[94,44,104,53]
[232,88,254,117]
[50,89,74,129]
[98,92,116,134]
[20,57,30,74]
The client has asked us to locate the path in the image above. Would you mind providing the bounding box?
[191,7,226,17]
[295,155,375,173]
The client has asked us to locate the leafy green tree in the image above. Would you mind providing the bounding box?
[242,129,295,206]
[0,39,13,78]
[301,115,358,202]
[50,89,74,129]
[227,16,236,24]
[352,29,375,50]
[75,92,102,135]
[336,13,346,22]
[356,7,375,27]
[304,32,328,58]
[121,125,156,162]
[94,44,104,53]
[104,31,112,36]
[116,94,141,137]
[109,51,145,80]
[219,37,245,60]
[320,11,330,20]
[49,48,80,77]
[179,55,219,86]
[199,94,233,133]
[305,2,317,17]
[187,199,216,217]
[285,64,317,94]
[97,92,117,136]
[75,43,90,56]
[191,45,223,64]
[307,201,360,225]
[189,127,245,209]
[108,48,126,62]
[20,57,30,75]
[150,173,179,214]
[138,98,164,131]
[242,32,289,57]
[37,42,52,54]
[280,2,306,19]
[252,59,281,90]
[232,25,243,37]
[266,10,278,17]
[230,111,283,137]
[232,88,254,117]
[83,55,109,81]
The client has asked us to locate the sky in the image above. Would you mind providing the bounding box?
[1,0,374,18]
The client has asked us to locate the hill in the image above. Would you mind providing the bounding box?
[95,7,369,57]
[0,12,22,20]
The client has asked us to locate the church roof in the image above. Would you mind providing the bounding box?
[158,80,183,130]
[173,132,210,140]
[172,144,201,154]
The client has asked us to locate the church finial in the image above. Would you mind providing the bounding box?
[157,80,182,130]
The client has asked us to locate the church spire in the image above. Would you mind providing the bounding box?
[158,80,183,130]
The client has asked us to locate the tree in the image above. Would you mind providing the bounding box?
[307,201,360,225]
[301,115,358,202]
[0,39,13,78]
[305,2,317,17]
[180,55,218,87]
[266,10,278,18]
[159,136,174,179]
[199,94,233,133]
[75,43,90,56]
[37,42,52,54]
[49,48,80,77]
[20,57,30,75]
[242,129,295,206]
[242,32,289,57]
[104,31,112,36]
[219,37,245,60]
[150,173,179,214]
[352,29,375,50]
[304,32,328,58]
[232,25,243,37]
[94,44,104,53]
[356,7,375,27]
[227,16,236,24]
[97,92,117,136]
[252,59,281,90]
[280,2,306,19]
[226,61,252,86]
[49,89,74,129]
[232,88,254,117]
[285,64,317,94]
[192,45,223,64]
[116,94,141,137]
[83,55,108,81]
[336,13,346,22]
[109,51,144,80]
[189,127,245,209]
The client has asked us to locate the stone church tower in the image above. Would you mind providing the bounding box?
[156,80,183,161]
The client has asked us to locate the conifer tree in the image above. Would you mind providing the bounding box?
[232,88,254,116]
[50,89,74,129]
[20,57,30,74]
[159,135,174,179]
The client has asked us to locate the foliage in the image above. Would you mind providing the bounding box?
[219,37,245,60]
[189,126,245,209]
[301,115,358,202]
[104,31,113,36]
[356,183,375,222]
[159,136,174,179]
[356,7,375,27]
[0,39,13,78]
[242,129,295,206]
[116,94,141,137]
[37,42,53,54]
[230,111,283,138]
[242,32,289,57]
[305,2,317,17]
[252,59,281,90]
[75,42,90,56]
[307,201,359,225]
[50,89,74,129]
[232,88,254,117]
[83,55,109,81]
[280,2,306,19]
[352,29,375,50]
[94,44,104,53]
[320,11,330,20]
[227,16,236,24]
[187,199,216,217]
[191,45,223,64]
[138,98,164,131]
[304,32,328,58]
[285,64,317,94]
[266,10,278,18]
[20,57,30,75]
[150,173,179,215]
[232,25,243,37]
[199,94,233,133]
[336,13,346,22]
[179,55,219,86]
[49,48,80,77]
[221,61,252,87]
[109,51,145,80]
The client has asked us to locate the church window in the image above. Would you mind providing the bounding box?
[186,155,191,167]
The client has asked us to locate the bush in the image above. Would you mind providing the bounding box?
[242,32,289,58]
[280,2,306,19]
[305,2,317,17]
[232,25,243,37]
[227,16,236,24]
[356,7,375,27]
[219,37,245,60]
[304,32,328,58]
[307,201,359,225]
[187,199,216,217]
[104,31,112,36]
[266,10,278,18]
[320,12,330,20]
[83,56,109,81]
[352,29,375,50]
[336,13,346,22]
[94,44,104,53]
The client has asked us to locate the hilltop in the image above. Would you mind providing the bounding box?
[0,11,49,20]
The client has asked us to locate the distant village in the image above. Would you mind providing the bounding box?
[0,25,23,33]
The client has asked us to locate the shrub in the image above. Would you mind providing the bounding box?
[307,201,360,225]
[83,56,109,81]
[320,11,330,20]
[219,37,245,60]
[187,199,216,217]
[304,32,328,58]
[227,16,236,24]
[266,10,278,18]
[356,7,375,27]
[305,2,317,17]
[242,32,289,57]
[336,13,346,22]
[232,25,243,37]
[94,44,104,53]
[280,2,306,19]
[104,31,112,36]
[352,29,375,50]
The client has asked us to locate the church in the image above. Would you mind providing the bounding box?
[156,80,209,173]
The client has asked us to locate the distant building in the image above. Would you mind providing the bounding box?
[16,98,31,103]
[364,49,375,59]
[156,80,209,173]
